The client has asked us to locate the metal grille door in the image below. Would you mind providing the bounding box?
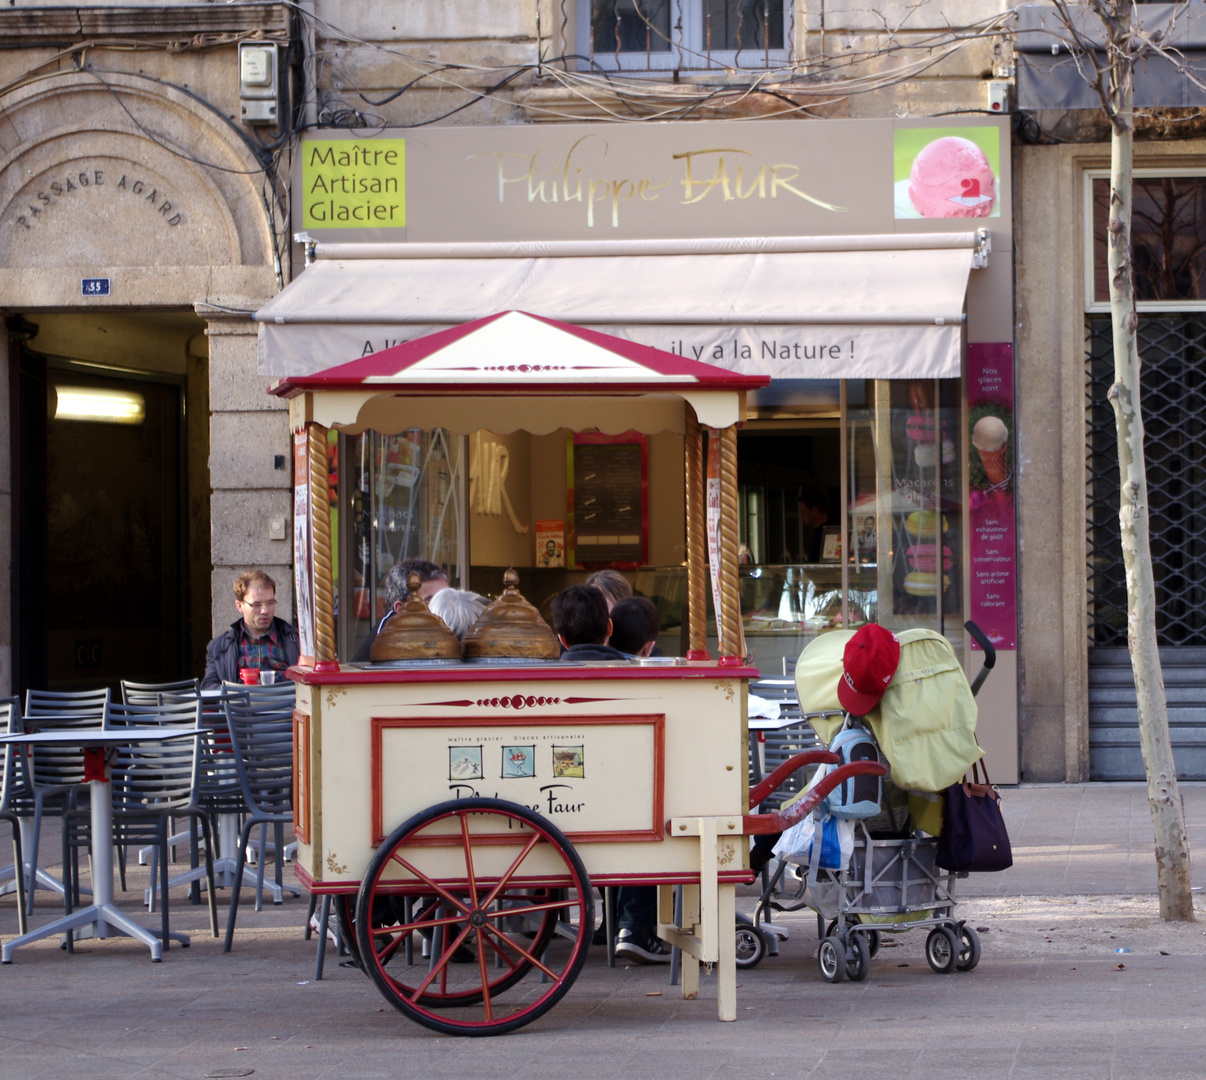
[1086,314,1206,778]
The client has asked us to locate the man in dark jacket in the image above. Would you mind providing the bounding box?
[202,570,300,689]
[552,585,628,662]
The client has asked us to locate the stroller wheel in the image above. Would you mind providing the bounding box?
[865,929,881,958]
[734,920,767,969]
[955,922,981,972]
[924,926,959,974]
[846,932,870,982]
[817,934,847,983]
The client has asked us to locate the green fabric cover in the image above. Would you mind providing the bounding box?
[794,627,982,793]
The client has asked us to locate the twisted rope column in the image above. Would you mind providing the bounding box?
[717,424,744,662]
[684,409,708,659]
[308,423,337,664]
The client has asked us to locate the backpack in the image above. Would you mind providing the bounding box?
[825,720,883,819]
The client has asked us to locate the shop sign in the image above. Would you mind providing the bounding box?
[967,343,1017,651]
[294,117,1010,244]
[301,139,406,228]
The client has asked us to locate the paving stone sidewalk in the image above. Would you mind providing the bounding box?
[1,784,1204,1080]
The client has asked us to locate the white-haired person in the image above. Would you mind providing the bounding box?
[429,588,487,639]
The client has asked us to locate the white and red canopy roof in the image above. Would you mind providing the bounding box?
[272,311,768,435]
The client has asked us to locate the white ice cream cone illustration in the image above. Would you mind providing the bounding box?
[972,416,1009,486]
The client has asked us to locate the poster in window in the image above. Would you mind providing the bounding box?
[566,434,648,568]
[820,525,843,563]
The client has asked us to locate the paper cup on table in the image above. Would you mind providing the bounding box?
[239,667,259,685]
[972,416,1010,486]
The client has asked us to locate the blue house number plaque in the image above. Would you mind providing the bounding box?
[81,278,110,296]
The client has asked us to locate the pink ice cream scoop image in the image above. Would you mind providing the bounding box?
[908,136,996,218]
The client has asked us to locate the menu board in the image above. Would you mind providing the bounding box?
[567,434,648,567]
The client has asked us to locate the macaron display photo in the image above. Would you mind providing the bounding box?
[904,571,950,597]
[905,510,948,539]
[906,543,953,573]
[914,438,955,469]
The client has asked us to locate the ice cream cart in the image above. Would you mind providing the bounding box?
[271,311,880,1035]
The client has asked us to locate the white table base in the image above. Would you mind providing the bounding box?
[2,773,188,963]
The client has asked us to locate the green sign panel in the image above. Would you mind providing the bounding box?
[302,139,406,229]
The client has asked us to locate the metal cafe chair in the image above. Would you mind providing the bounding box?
[0,697,29,937]
[60,699,218,952]
[119,680,201,870]
[144,690,241,907]
[19,687,110,912]
[120,679,201,707]
[222,697,296,952]
[221,680,298,869]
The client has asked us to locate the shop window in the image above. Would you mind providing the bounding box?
[1091,176,1206,305]
[579,0,790,71]
[341,429,465,660]
[724,378,963,674]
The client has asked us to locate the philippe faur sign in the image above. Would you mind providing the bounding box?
[295,118,1006,243]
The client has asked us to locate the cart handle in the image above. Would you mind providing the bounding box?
[748,750,839,810]
[964,619,996,698]
[741,760,889,836]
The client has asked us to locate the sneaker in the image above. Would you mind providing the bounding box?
[309,912,338,944]
[615,928,672,964]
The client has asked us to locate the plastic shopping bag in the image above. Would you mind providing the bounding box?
[773,810,854,871]
[772,766,855,871]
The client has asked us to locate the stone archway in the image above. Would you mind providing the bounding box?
[0,70,290,695]
[0,70,281,304]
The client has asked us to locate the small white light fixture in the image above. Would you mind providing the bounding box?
[239,40,279,126]
[54,386,146,425]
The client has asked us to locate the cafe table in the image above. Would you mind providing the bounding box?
[0,725,202,963]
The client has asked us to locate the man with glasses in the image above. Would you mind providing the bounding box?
[202,570,300,688]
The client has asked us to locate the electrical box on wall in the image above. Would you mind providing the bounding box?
[239,40,279,126]
[987,80,1011,114]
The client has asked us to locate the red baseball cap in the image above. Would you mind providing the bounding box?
[837,623,901,715]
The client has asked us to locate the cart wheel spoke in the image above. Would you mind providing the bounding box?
[357,797,593,1036]
[461,813,480,909]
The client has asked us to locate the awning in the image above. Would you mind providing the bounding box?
[256,233,988,381]
[271,310,768,434]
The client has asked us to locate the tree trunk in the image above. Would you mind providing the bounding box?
[1104,5,1194,921]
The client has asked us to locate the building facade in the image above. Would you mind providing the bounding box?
[9,1,1191,784]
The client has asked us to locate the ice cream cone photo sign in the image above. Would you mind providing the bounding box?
[972,415,1009,486]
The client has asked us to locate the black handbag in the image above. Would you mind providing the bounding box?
[935,759,1013,872]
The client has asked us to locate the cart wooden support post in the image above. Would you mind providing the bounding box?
[684,409,709,659]
[308,423,337,664]
[703,425,746,665]
[292,419,338,668]
[658,814,741,1022]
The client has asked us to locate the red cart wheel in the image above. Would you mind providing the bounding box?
[356,797,593,1036]
[342,885,562,1001]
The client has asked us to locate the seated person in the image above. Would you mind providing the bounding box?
[585,568,632,611]
[429,588,487,639]
[551,585,628,662]
[202,570,299,689]
[608,596,661,659]
[352,558,449,662]
[601,594,672,964]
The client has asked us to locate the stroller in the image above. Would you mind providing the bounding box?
[739,620,997,982]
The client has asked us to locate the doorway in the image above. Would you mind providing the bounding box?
[12,311,207,695]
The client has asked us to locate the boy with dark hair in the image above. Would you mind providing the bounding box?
[608,596,661,658]
[586,591,671,962]
[551,585,628,661]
